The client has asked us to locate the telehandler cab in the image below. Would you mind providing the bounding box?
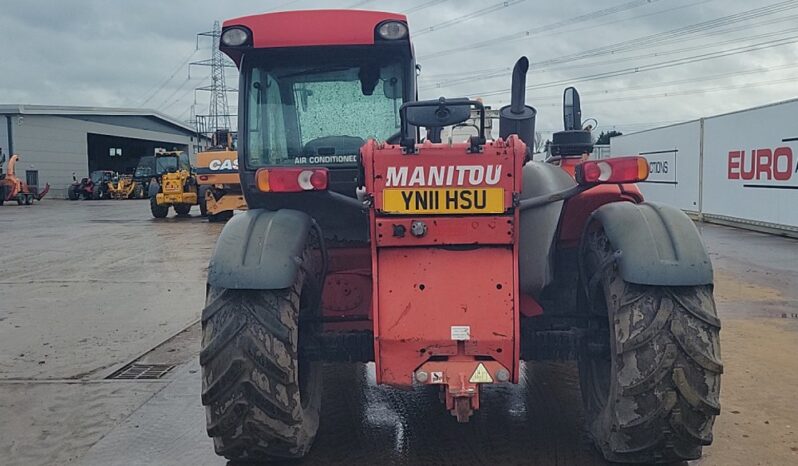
[201,10,721,464]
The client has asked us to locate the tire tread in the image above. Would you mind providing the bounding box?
[581,227,722,464]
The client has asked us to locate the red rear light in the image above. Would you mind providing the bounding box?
[575,156,649,185]
[199,175,209,181]
[256,168,329,192]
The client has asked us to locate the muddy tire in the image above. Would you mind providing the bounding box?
[200,229,324,462]
[174,203,192,216]
[150,196,169,218]
[68,185,79,200]
[578,225,722,464]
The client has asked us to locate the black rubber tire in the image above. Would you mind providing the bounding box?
[198,186,209,217]
[24,194,33,205]
[16,194,24,205]
[132,183,144,199]
[174,204,192,216]
[208,210,234,223]
[68,185,80,200]
[93,186,105,200]
[578,224,722,464]
[200,228,324,462]
[150,196,169,218]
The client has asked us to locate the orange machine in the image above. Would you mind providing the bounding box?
[195,130,246,221]
[0,154,49,205]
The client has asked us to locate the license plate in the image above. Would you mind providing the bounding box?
[382,188,505,214]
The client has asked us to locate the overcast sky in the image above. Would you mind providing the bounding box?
[2,0,797,139]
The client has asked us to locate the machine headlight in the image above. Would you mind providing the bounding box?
[377,21,408,40]
[221,27,250,47]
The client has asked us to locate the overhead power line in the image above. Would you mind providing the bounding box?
[402,0,448,14]
[423,0,798,89]
[421,19,798,90]
[413,0,526,36]
[157,75,210,110]
[158,73,211,112]
[348,0,374,7]
[266,0,303,12]
[419,0,663,60]
[139,48,198,107]
[488,61,798,106]
[465,34,798,98]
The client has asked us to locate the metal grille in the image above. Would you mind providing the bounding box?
[107,363,175,380]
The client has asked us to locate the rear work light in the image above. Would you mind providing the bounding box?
[575,156,649,185]
[256,168,329,193]
[377,21,408,40]
[220,27,250,47]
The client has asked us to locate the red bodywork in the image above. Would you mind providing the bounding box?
[223,9,646,421]
[359,137,526,418]
[222,10,407,65]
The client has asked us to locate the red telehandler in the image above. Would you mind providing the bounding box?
[200,10,722,464]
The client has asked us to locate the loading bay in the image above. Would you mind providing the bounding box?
[0,200,796,466]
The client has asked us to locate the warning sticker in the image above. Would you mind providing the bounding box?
[469,363,494,384]
[431,372,444,384]
[451,326,471,341]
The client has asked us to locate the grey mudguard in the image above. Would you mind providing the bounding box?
[518,161,576,297]
[590,202,713,286]
[207,208,312,290]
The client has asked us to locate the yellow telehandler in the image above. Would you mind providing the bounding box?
[148,150,198,218]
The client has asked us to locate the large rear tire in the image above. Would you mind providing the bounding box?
[68,185,79,200]
[150,196,169,218]
[578,224,722,464]
[201,228,324,462]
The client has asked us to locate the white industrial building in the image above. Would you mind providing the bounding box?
[611,97,798,237]
[0,105,208,198]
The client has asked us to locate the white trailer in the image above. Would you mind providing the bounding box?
[611,98,798,237]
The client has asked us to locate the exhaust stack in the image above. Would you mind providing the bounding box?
[499,57,537,149]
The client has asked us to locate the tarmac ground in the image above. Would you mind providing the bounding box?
[0,200,796,465]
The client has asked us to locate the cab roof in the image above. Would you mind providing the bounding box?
[222,9,408,64]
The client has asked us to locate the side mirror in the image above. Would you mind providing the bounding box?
[563,87,582,131]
